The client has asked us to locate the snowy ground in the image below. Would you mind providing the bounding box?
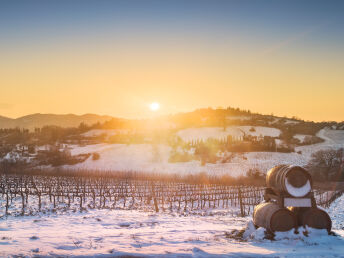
[176,126,281,142]
[1,194,344,257]
[62,128,344,177]
[327,190,344,230]
[64,143,304,177]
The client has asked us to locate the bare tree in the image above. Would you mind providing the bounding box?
[307,148,344,181]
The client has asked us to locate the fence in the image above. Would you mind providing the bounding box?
[0,174,342,217]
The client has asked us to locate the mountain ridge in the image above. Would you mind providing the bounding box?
[0,113,114,130]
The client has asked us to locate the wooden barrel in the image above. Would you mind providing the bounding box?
[290,207,332,233]
[266,165,312,197]
[253,202,297,232]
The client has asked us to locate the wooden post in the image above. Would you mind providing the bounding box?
[21,191,25,216]
[151,183,159,212]
[5,192,9,215]
[238,187,245,217]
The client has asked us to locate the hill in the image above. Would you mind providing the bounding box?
[0,113,114,130]
[1,107,343,131]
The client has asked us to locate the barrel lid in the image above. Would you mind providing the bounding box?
[286,166,311,188]
[302,208,332,232]
[270,209,297,232]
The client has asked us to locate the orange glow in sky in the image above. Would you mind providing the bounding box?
[0,1,343,122]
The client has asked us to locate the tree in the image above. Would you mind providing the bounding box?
[307,148,344,181]
[78,122,89,132]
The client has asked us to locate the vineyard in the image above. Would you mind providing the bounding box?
[0,174,342,217]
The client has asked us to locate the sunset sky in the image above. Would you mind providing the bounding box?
[0,0,343,121]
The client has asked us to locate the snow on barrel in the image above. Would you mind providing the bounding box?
[266,165,312,197]
[253,202,297,232]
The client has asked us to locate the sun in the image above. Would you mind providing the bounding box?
[149,102,160,111]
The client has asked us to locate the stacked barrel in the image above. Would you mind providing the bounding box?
[253,165,332,233]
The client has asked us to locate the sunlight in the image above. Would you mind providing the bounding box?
[149,102,160,111]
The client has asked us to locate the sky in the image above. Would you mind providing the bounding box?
[0,0,343,122]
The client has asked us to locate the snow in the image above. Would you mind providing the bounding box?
[323,129,344,144]
[238,126,281,138]
[269,117,280,124]
[0,177,343,257]
[328,192,344,230]
[294,134,310,143]
[1,206,344,257]
[285,179,311,197]
[58,128,344,177]
[65,144,174,173]
[0,209,253,257]
[1,151,31,163]
[269,119,300,125]
[284,119,300,125]
[295,128,344,159]
[176,127,244,142]
[63,143,303,177]
[12,127,331,178]
[249,227,266,240]
[3,152,21,161]
[176,126,281,142]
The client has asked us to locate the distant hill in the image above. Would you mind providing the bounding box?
[1,107,342,131]
[0,113,114,130]
[0,115,15,128]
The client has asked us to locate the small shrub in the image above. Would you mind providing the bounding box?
[246,168,264,180]
[92,152,100,161]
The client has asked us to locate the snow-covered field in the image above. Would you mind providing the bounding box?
[238,126,281,138]
[65,143,303,177]
[2,127,342,177]
[176,126,281,142]
[293,134,310,143]
[295,128,344,159]
[62,128,344,177]
[177,127,243,142]
[1,194,344,257]
[327,190,344,230]
[3,127,344,256]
